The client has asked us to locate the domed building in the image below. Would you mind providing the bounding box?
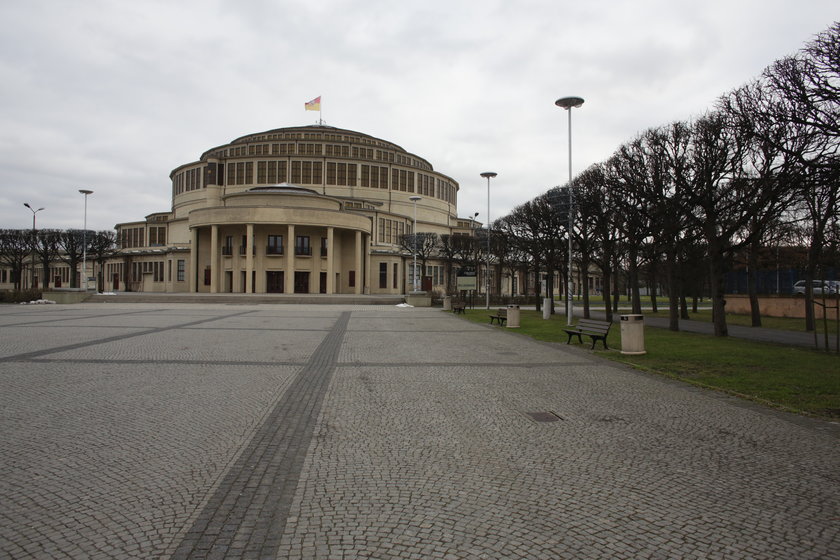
[104,125,478,295]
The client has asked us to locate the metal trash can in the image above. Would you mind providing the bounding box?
[506,305,520,328]
[620,314,646,355]
[443,296,452,311]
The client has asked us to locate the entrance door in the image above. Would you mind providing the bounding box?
[112,274,119,291]
[319,272,327,294]
[294,271,310,294]
[266,271,284,293]
[225,271,233,293]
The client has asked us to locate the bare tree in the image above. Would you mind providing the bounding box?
[32,229,62,290]
[399,232,439,289]
[58,230,87,288]
[755,23,840,330]
[0,229,31,290]
[571,166,608,319]
[438,234,477,295]
[88,230,118,292]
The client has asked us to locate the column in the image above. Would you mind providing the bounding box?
[286,224,295,294]
[354,230,362,295]
[246,223,254,293]
[210,225,219,293]
[364,233,371,295]
[326,227,335,294]
[189,227,198,293]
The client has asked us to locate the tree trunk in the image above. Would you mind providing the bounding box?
[666,253,680,331]
[627,248,642,314]
[602,266,613,323]
[747,245,762,327]
[709,255,729,337]
[580,255,591,319]
[648,260,659,314]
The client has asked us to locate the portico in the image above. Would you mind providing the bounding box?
[187,186,371,295]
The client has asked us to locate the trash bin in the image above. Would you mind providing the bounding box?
[443,296,452,311]
[542,298,552,320]
[620,314,646,355]
[506,304,520,328]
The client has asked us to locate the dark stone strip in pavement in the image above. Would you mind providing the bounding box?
[27,358,306,367]
[15,325,330,333]
[0,307,168,328]
[0,310,257,363]
[337,361,594,368]
[168,311,351,560]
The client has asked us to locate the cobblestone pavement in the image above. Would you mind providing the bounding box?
[1,303,838,559]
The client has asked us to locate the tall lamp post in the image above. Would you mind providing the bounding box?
[409,195,422,292]
[480,172,496,309]
[555,96,584,325]
[23,203,44,289]
[79,189,93,290]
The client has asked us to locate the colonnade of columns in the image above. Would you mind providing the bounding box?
[189,224,370,295]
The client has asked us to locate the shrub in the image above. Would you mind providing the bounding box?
[0,289,43,304]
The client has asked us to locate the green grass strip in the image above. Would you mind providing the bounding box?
[454,308,840,420]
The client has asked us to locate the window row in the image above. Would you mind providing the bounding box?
[131,261,165,283]
[173,167,203,195]
[215,143,430,171]
[148,226,166,246]
[222,235,328,257]
[120,227,145,248]
[176,160,457,203]
[378,218,407,245]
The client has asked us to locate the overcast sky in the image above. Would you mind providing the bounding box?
[0,1,836,232]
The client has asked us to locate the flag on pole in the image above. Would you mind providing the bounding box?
[305,96,321,111]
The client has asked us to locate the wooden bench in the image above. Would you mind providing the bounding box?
[489,308,507,326]
[452,303,466,314]
[563,318,612,349]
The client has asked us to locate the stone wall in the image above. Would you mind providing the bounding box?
[725,294,839,319]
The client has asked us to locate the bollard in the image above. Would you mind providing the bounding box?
[543,298,551,320]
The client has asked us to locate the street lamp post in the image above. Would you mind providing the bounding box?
[79,189,93,290]
[23,203,44,290]
[480,172,496,309]
[409,195,422,292]
[555,96,584,325]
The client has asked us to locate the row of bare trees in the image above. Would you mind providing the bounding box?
[499,22,839,337]
[0,229,117,291]
[398,23,837,337]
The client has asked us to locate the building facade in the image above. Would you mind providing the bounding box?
[106,125,474,295]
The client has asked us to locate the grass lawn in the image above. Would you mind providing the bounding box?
[454,308,840,420]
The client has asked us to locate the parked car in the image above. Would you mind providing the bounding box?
[792,280,838,296]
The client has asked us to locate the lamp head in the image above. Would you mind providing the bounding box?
[480,172,497,179]
[79,189,93,195]
[555,96,585,110]
[409,196,422,202]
